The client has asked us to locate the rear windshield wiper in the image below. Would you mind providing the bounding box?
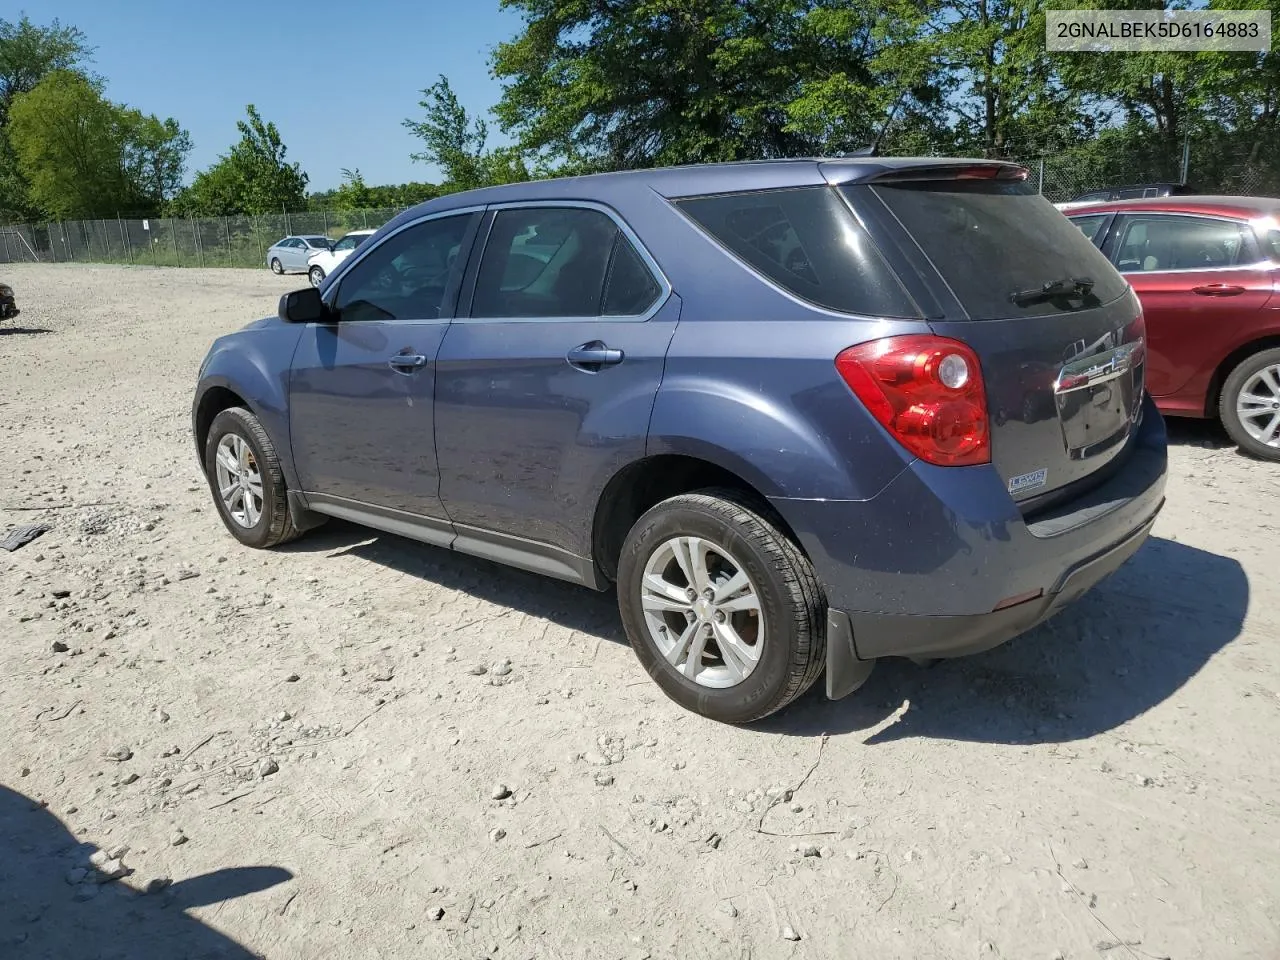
[1009,276,1094,306]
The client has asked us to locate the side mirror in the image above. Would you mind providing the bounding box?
[278,287,327,323]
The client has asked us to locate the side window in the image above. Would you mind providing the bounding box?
[602,234,662,315]
[1111,215,1251,273]
[678,186,919,317]
[1069,215,1108,244]
[471,207,623,318]
[333,213,476,323]
[334,235,358,252]
[1263,229,1280,263]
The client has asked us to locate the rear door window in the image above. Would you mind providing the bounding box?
[1070,214,1109,244]
[1262,229,1280,263]
[472,206,659,319]
[1108,215,1254,273]
[862,178,1130,320]
[674,187,920,318]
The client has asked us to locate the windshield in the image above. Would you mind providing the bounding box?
[859,179,1129,320]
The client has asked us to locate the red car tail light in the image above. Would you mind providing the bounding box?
[836,335,991,467]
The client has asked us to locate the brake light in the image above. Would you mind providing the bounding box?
[955,165,1030,181]
[836,335,990,467]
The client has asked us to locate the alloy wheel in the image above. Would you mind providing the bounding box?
[639,536,764,688]
[1235,364,1280,447]
[213,434,264,528]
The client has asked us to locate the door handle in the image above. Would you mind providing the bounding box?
[388,353,427,373]
[1191,283,1245,296]
[566,341,624,370]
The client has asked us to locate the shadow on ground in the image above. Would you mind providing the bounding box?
[0,785,291,959]
[767,536,1248,744]
[1165,415,1233,450]
[0,326,52,336]
[281,520,626,644]
[289,523,1246,747]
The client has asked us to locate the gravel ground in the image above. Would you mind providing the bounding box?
[2,262,1278,960]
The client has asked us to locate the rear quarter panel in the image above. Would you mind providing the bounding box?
[637,194,925,502]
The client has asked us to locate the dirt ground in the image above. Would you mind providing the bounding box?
[1,262,1277,960]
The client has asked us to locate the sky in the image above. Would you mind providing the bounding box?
[11,0,526,191]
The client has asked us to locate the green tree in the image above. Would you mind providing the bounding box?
[779,0,947,155]
[0,15,93,125]
[9,70,187,218]
[173,105,308,216]
[122,114,192,209]
[404,75,529,191]
[308,171,443,211]
[331,167,375,210]
[0,14,95,221]
[490,0,948,170]
[928,0,1087,157]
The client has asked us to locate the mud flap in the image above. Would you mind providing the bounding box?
[287,490,330,534]
[825,608,875,700]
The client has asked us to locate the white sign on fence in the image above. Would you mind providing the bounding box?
[142,220,150,231]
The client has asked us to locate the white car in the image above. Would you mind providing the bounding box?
[306,229,375,287]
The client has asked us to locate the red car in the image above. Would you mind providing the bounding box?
[1064,196,1280,460]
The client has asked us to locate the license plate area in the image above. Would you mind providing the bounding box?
[1055,343,1143,461]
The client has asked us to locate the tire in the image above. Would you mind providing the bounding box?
[202,406,303,548]
[617,488,826,724]
[1220,347,1280,461]
[309,265,325,287]
[270,258,283,275]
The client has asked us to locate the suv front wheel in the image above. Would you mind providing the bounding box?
[617,489,826,724]
[203,407,304,548]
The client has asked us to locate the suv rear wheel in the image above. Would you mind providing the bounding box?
[617,489,826,723]
[1220,347,1280,461]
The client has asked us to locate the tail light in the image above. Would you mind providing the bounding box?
[836,335,990,467]
[955,165,1029,181]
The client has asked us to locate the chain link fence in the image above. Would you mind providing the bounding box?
[0,208,408,266]
[1019,152,1277,203]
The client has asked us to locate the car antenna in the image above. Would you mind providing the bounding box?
[841,145,877,158]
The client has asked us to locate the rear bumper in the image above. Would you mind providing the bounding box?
[771,394,1168,699]
[841,504,1156,657]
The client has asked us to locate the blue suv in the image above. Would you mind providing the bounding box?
[193,158,1168,723]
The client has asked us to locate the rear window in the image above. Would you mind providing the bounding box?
[863,179,1130,320]
[674,187,921,318]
